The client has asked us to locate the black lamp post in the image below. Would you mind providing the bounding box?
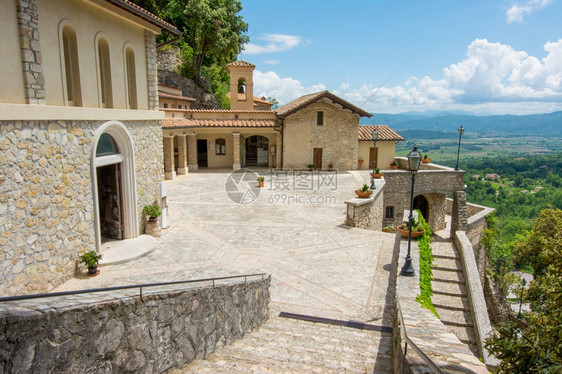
[455,125,464,170]
[400,145,422,277]
[370,129,379,190]
[517,278,527,318]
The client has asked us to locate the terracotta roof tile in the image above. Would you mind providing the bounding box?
[104,0,180,34]
[358,125,404,141]
[227,60,256,68]
[163,118,276,129]
[184,109,275,114]
[158,91,196,101]
[276,91,371,118]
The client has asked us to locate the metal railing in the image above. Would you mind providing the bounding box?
[397,299,446,374]
[0,273,267,303]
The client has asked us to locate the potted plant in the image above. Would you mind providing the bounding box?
[355,184,373,198]
[328,162,334,171]
[390,161,398,169]
[422,154,431,163]
[370,168,383,178]
[307,164,314,171]
[80,250,102,275]
[397,220,425,238]
[143,204,162,236]
[257,176,265,187]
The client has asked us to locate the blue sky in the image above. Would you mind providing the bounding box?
[238,0,562,115]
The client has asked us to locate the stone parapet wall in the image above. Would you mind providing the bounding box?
[145,31,158,110]
[0,276,270,373]
[453,231,496,366]
[157,45,183,72]
[0,119,163,296]
[345,183,384,230]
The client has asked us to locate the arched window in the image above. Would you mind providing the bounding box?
[237,79,246,94]
[97,37,113,108]
[215,138,226,155]
[125,47,137,109]
[61,25,82,106]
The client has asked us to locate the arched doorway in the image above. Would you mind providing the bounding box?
[91,121,138,251]
[413,195,429,222]
[245,135,269,167]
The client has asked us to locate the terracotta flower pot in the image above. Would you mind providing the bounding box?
[370,173,384,179]
[258,181,264,187]
[421,158,431,163]
[391,165,398,170]
[355,190,373,198]
[397,225,425,238]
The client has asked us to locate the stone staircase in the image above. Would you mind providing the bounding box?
[431,239,479,357]
[174,315,391,373]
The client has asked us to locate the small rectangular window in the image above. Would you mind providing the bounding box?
[317,111,324,126]
[385,206,394,219]
[163,103,168,108]
[215,138,226,155]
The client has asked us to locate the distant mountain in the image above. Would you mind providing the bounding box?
[360,111,562,136]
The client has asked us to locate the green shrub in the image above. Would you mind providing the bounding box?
[143,205,161,222]
[80,250,102,268]
[415,211,438,317]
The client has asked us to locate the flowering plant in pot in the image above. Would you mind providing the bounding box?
[355,184,373,198]
[257,176,265,187]
[370,168,383,178]
[143,204,162,236]
[390,161,398,169]
[80,250,102,275]
[422,154,431,163]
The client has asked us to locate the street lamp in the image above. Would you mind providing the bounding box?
[517,278,527,318]
[370,129,379,190]
[455,125,464,170]
[400,145,422,277]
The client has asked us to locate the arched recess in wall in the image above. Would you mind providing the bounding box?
[91,121,138,252]
[237,78,246,97]
[58,20,82,106]
[95,33,113,108]
[123,42,138,109]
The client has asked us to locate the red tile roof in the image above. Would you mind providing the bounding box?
[163,118,276,129]
[358,125,404,141]
[182,109,275,114]
[275,91,371,118]
[227,61,256,68]
[103,0,180,35]
[158,91,196,102]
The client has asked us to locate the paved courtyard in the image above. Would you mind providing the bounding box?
[56,169,399,371]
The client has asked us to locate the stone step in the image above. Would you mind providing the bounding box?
[434,307,473,325]
[433,288,468,298]
[432,293,470,309]
[448,324,478,345]
[433,303,470,312]
[431,266,463,273]
[432,268,465,283]
[432,253,458,260]
[442,319,474,328]
[432,257,462,269]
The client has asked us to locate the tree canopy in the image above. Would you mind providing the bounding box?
[485,209,562,373]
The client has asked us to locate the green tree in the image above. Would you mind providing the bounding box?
[485,209,562,373]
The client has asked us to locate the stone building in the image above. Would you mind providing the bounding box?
[0,0,179,296]
[160,61,396,174]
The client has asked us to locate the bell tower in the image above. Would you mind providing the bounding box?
[227,61,255,110]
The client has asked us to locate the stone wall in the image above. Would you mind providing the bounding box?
[0,277,270,373]
[382,169,463,230]
[157,45,183,73]
[0,119,163,296]
[345,183,384,230]
[283,101,359,170]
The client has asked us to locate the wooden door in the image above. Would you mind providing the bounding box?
[313,148,323,169]
[368,147,379,169]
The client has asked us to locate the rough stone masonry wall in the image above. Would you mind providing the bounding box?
[0,277,271,373]
[345,185,384,230]
[145,31,158,110]
[283,102,359,170]
[0,120,163,296]
[16,0,46,105]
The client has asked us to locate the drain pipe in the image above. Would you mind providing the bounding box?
[274,118,284,169]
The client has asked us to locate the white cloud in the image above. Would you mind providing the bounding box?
[336,38,562,114]
[253,70,326,105]
[243,34,304,55]
[506,0,552,23]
